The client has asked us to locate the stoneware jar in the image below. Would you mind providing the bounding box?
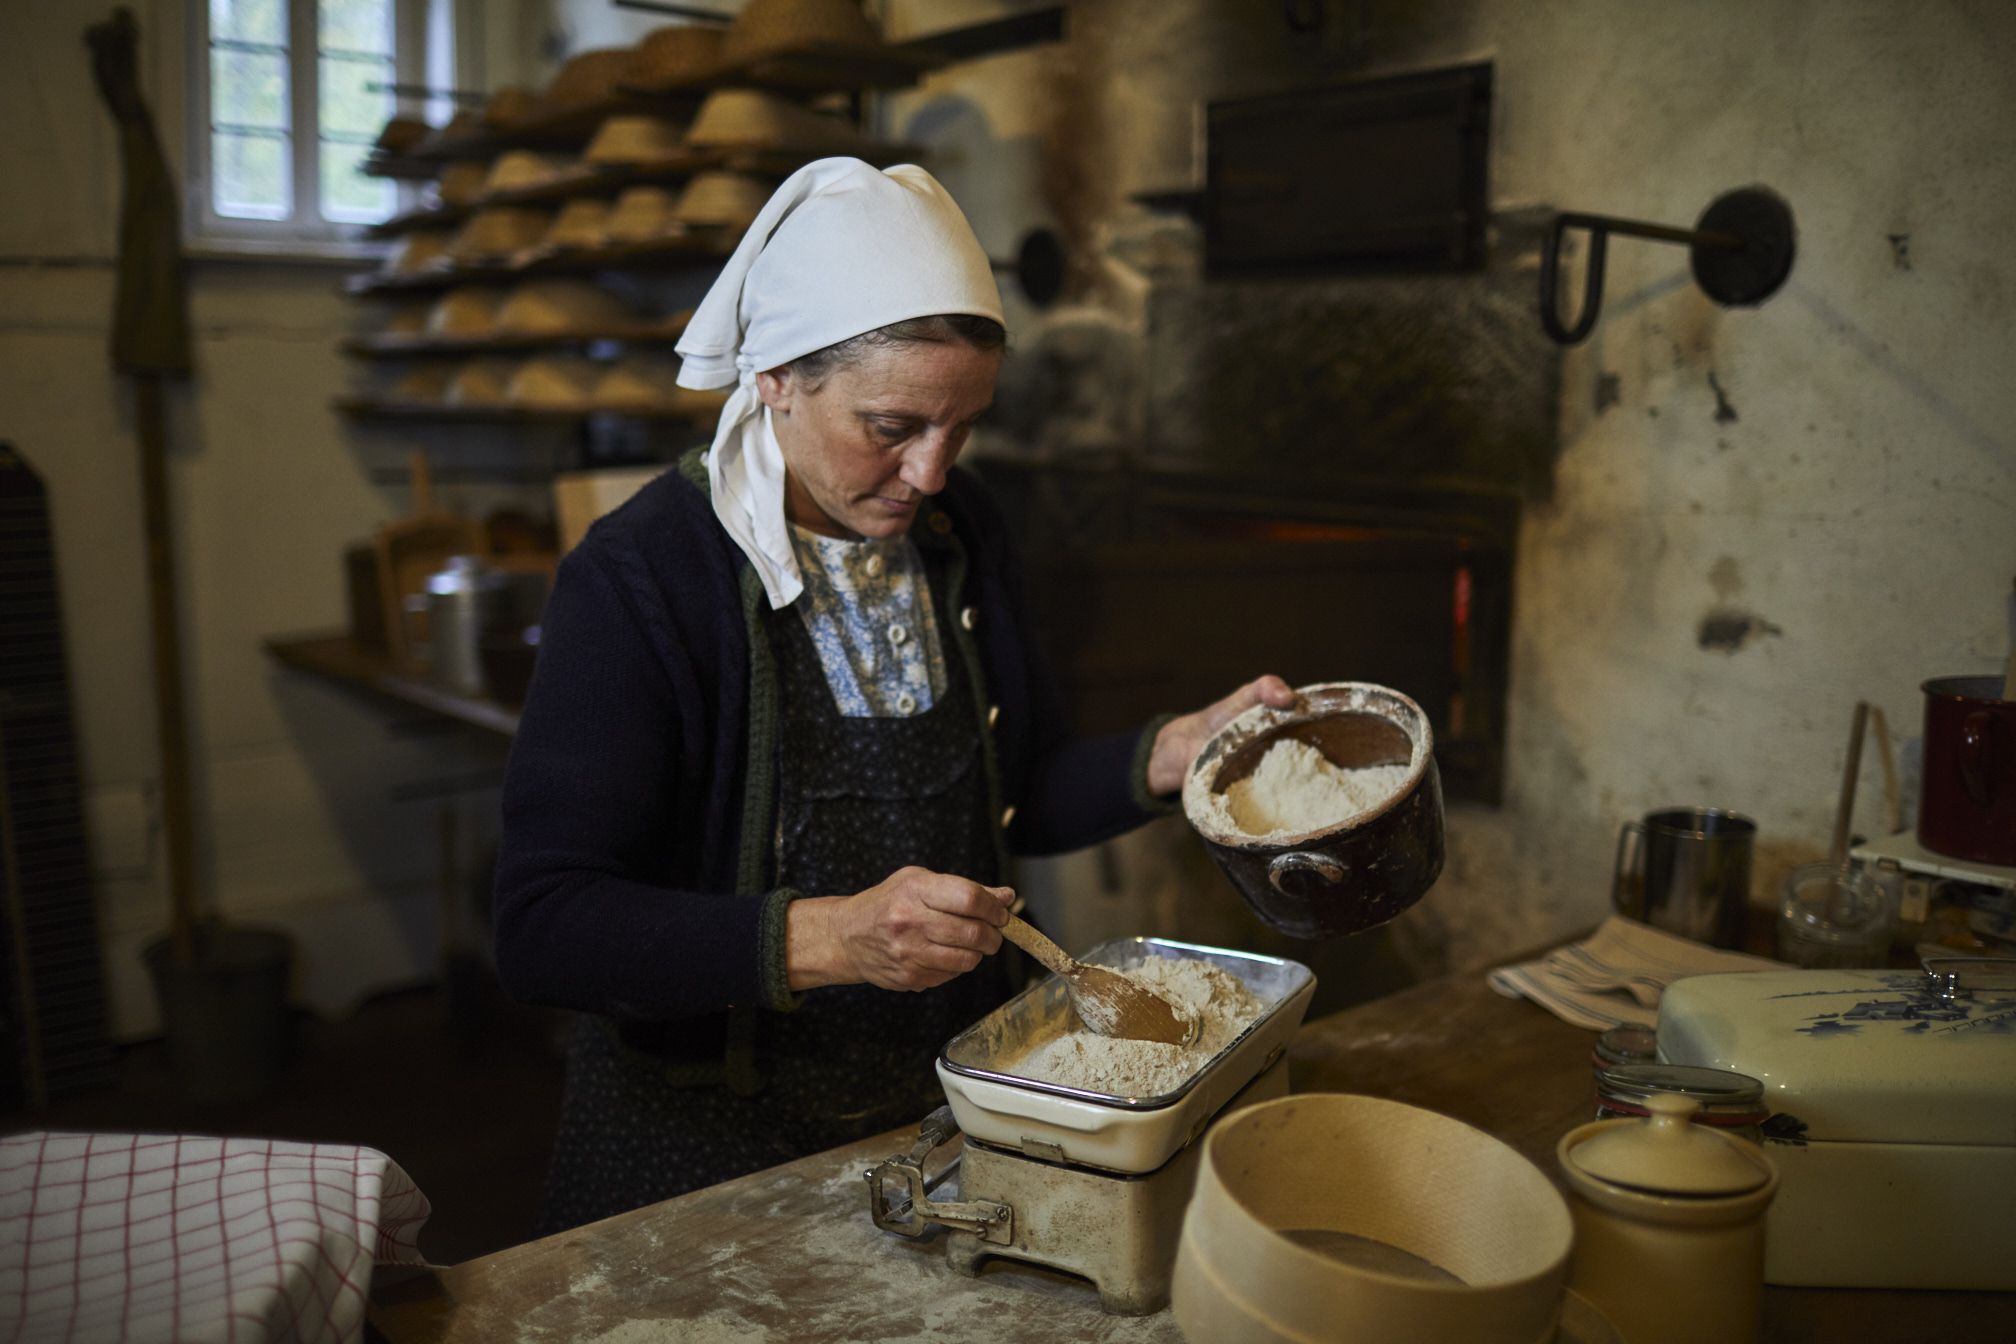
[1557,1094,1779,1344]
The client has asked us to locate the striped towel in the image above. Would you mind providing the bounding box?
[1487,916,1786,1030]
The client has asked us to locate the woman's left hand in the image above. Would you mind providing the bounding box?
[1146,675,1298,797]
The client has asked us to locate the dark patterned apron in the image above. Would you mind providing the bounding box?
[536,554,1006,1234]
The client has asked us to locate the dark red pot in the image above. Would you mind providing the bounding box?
[1917,676,2016,867]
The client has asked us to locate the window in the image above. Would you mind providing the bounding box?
[192,0,453,246]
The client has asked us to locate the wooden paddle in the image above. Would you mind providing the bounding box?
[999,916,1198,1046]
[87,7,198,964]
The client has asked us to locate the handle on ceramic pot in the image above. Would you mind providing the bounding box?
[1612,820,1647,918]
[1268,851,1346,895]
[1961,711,1997,806]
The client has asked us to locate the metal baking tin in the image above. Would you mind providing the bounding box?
[936,937,1316,1173]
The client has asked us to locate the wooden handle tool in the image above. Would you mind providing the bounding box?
[999,915,1197,1047]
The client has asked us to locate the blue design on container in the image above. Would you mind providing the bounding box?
[1769,973,2016,1037]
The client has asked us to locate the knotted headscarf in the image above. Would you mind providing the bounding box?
[675,157,1004,609]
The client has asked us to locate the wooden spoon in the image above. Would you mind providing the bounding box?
[999,915,1198,1046]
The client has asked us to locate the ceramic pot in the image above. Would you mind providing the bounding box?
[1183,682,1443,939]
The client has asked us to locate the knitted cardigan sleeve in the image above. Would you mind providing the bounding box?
[491,536,799,1020]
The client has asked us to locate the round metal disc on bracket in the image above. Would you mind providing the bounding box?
[1691,187,1796,307]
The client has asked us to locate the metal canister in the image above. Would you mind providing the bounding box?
[1594,1063,1768,1144]
[410,555,506,697]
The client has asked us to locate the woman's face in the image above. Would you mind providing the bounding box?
[756,339,1001,540]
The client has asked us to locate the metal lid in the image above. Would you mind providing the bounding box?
[1568,1095,1770,1196]
[424,554,502,595]
[1596,1063,1765,1115]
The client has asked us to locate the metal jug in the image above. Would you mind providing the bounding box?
[1613,807,1755,948]
[405,555,505,697]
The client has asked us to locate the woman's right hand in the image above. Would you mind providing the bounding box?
[786,867,1014,992]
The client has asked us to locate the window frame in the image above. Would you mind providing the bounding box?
[185,0,437,257]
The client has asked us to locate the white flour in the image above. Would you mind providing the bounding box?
[1008,956,1264,1097]
[1201,738,1410,841]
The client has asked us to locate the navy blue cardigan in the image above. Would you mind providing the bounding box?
[493,450,1169,1058]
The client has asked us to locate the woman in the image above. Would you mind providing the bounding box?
[494,158,1292,1233]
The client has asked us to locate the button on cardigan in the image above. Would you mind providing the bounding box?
[492,448,1176,1081]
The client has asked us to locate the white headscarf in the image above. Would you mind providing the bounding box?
[676,157,1004,609]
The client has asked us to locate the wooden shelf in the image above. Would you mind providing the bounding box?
[335,397,716,424]
[346,235,738,296]
[365,97,694,173]
[360,151,446,182]
[341,319,690,358]
[265,632,519,737]
[624,43,949,100]
[368,201,475,237]
[358,7,1062,183]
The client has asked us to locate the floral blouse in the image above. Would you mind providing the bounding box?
[786,524,948,717]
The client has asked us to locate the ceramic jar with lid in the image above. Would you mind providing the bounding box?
[1557,1093,1779,1344]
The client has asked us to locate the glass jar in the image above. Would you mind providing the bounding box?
[1591,1023,1658,1075]
[1594,1063,1769,1144]
[1777,861,1895,968]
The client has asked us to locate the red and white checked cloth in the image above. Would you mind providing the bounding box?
[0,1133,431,1344]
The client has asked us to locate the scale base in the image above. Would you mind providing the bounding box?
[943,1056,1288,1315]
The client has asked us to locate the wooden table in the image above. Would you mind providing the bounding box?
[369,968,2010,1343]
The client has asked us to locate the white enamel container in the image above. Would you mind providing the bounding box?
[1657,963,2016,1289]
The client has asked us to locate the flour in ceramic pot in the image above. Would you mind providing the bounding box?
[1201,738,1410,841]
[1008,956,1264,1097]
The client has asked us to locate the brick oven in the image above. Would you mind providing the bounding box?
[976,61,1563,997]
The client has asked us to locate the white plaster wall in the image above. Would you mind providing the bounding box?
[0,0,523,1036]
[885,0,2016,971]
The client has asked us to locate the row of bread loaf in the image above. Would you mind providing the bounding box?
[376,280,680,341]
[415,86,886,211]
[382,355,729,415]
[383,170,773,273]
[371,0,887,156]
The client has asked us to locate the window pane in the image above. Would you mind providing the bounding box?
[321,0,391,56]
[321,54,391,139]
[211,0,285,45]
[213,130,291,219]
[211,48,289,130]
[321,139,394,223]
